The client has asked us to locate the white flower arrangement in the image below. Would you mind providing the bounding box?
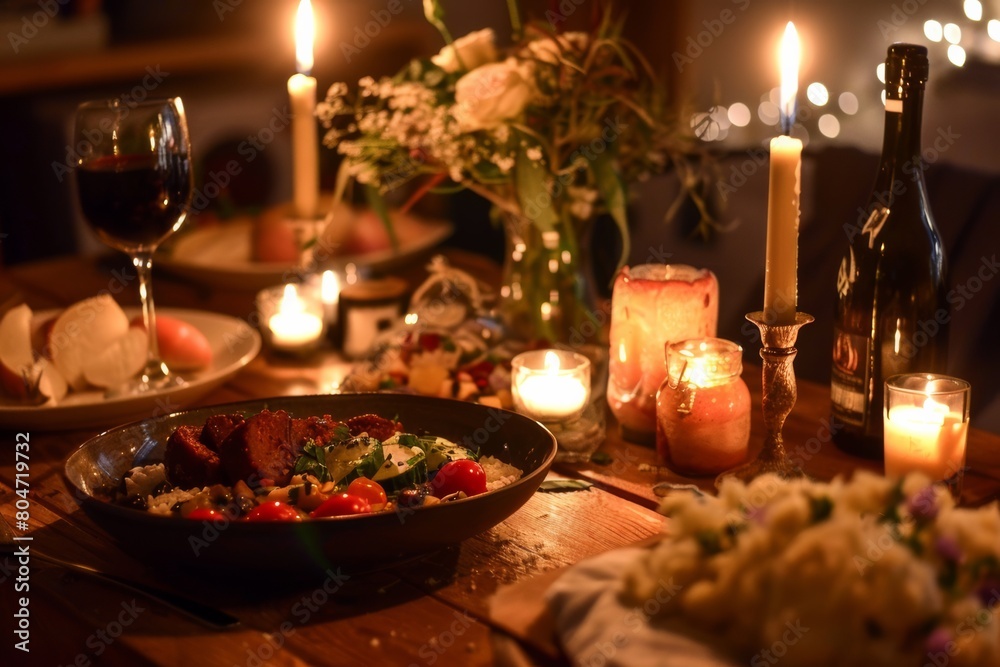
[317,0,712,265]
[624,472,1000,667]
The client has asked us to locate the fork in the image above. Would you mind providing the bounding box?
[0,513,239,630]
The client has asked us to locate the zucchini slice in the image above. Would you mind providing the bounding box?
[325,436,384,485]
[372,442,428,493]
[414,435,476,473]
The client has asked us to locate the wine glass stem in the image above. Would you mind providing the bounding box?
[133,252,168,382]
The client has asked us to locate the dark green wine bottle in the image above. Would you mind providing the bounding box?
[831,44,949,458]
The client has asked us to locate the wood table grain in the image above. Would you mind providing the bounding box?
[1,252,998,667]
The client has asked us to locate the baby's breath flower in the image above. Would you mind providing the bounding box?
[326,82,349,99]
[625,473,1000,667]
[495,155,515,173]
[317,6,714,253]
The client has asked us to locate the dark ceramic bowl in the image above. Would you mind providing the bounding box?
[65,394,556,578]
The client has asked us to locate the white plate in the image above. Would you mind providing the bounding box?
[157,216,453,291]
[0,308,260,431]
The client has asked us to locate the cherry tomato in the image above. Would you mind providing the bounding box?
[347,477,388,511]
[245,501,303,522]
[186,508,224,521]
[430,460,487,498]
[310,493,372,518]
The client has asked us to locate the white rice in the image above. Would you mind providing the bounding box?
[122,462,202,514]
[480,455,522,492]
[123,463,166,499]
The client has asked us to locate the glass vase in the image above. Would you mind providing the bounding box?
[498,212,597,346]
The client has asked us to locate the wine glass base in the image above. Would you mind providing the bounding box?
[105,364,185,398]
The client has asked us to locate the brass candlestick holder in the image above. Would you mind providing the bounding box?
[719,310,814,484]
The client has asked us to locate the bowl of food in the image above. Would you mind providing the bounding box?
[65,394,556,579]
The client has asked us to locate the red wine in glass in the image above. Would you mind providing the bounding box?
[77,153,192,251]
[73,97,194,393]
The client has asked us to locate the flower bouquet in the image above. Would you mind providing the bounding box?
[318,0,711,343]
[624,472,1000,666]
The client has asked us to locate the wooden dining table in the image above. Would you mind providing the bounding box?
[2,250,999,667]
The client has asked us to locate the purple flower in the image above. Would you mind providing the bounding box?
[907,487,939,521]
[925,627,952,656]
[976,581,1000,608]
[745,505,768,525]
[934,536,963,563]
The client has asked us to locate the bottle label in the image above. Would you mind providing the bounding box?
[831,327,871,426]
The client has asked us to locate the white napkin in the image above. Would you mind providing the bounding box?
[545,547,739,667]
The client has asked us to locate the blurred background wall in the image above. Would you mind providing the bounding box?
[1,0,996,262]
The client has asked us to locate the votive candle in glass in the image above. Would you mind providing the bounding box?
[304,269,342,327]
[656,338,750,475]
[884,373,970,492]
[256,283,325,354]
[607,264,719,443]
[512,350,591,423]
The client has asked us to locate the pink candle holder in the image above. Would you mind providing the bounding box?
[656,338,751,475]
[607,264,718,444]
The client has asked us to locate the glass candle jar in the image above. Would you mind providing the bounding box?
[512,350,591,422]
[256,283,325,354]
[884,373,970,493]
[656,338,750,475]
[607,264,719,444]
[336,277,408,359]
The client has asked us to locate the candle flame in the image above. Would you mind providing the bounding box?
[922,395,949,417]
[321,270,339,304]
[544,350,561,374]
[295,0,315,75]
[679,349,709,387]
[779,21,800,133]
[281,283,304,313]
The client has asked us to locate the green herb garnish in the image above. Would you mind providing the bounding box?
[293,440,329,481]
[539,479,593,492]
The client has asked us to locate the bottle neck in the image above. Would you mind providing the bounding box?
[875,85,924,189]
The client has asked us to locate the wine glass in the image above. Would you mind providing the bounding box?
[73,97,194,393]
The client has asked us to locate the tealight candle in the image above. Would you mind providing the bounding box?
[257,283,324,353]
[304,269,340,325]
[321,270,340,309]
[512,350,590,422]
[884,374,970,492]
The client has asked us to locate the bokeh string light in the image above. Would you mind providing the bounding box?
[693,1,1000,148]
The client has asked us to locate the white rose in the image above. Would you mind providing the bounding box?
[431,28,498,73]
[453,59,535,132]
[525,32,589,64]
